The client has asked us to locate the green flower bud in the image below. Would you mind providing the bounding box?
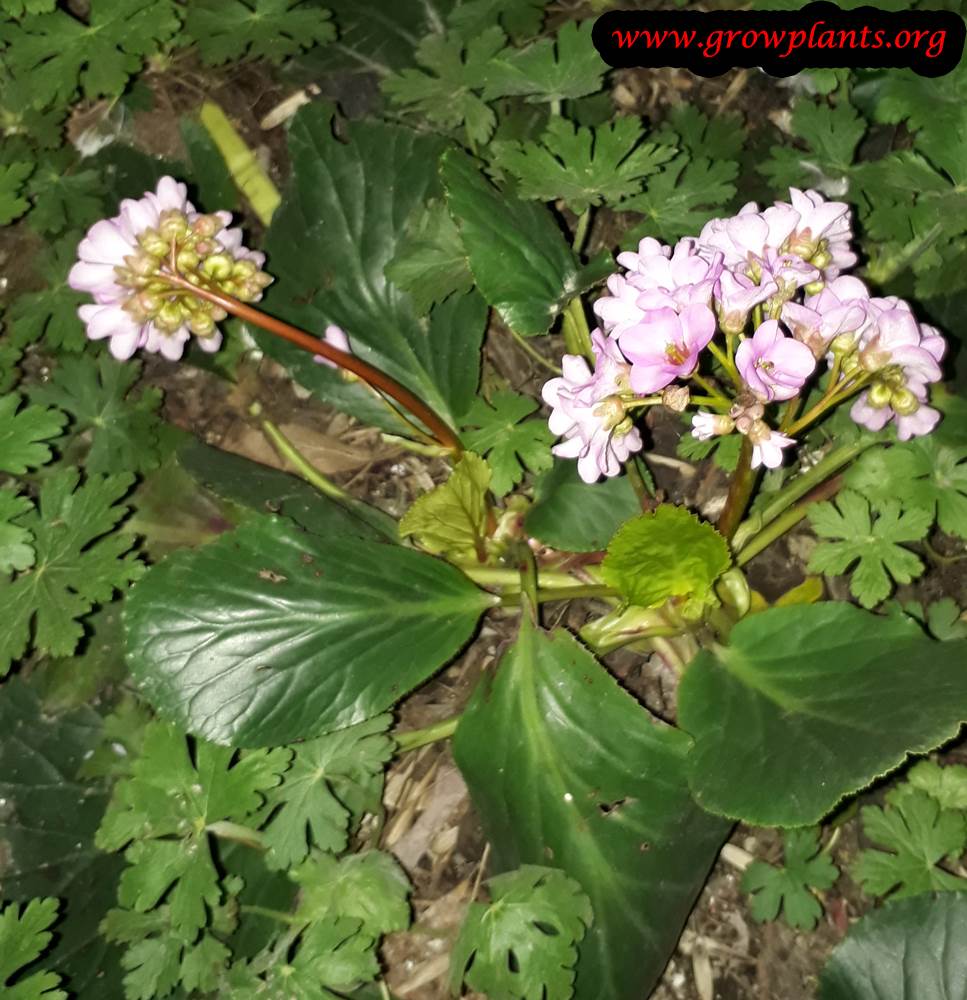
[891,387,919,415]
[139,229,169,257]
[202,252,233,280]
[159,209,188,241]
[192,214,220,238]
[867,380,893,408]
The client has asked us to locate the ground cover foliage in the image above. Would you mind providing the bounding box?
[2,0,967,997]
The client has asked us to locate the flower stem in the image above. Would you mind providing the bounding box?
[561,296,594,361]
[736,473,845,566]
[717,436,757,541]
[572,208,592,255]
[507,326,562,375]
[163,275,462,453]
[786,372,872,437]
[395,715,461,752]
[731,438,880,555]
[690,373,732,410]
[707,341,742,389]
[239,905,300,926]
[261,419,352,502]
[455,565,582,589]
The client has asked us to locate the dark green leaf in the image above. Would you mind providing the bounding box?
[177,438,397,542]
[460,391,553,496]
[679,604,967,826]
[185,0,334,65]
[0,679,124,995]
[454,619,730,1000]
[262,104,484,431]
[525,461,640,553]
[818,894,967,1000]
[125,515,494,745]
[0,393,66,474]
[442,149,583,336]
[450,866,592,1000]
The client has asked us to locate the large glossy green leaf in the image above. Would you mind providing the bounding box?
[0,679,124,996]
[818,894,967,999]
[679,604,967,826]
[261,103,486,431]
[125,516,494,746]
[177,439,397,542]
[525,461,640,553]
[441,148,610,336]
[453,618,730,1000]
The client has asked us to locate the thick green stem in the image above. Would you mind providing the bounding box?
[395,716,461,752]
[731,438,879,554]
[561,296,594,361]
[262,419,352,502]
[455,565,583,589]
[736,473,845,566]
[501,583,619,605]
[707,341,742,389]
[717,437,757,540]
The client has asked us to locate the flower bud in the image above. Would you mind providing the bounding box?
[139,229,169,257]
[189,312,216,336]
[859,344,890,373]
[232,260,257,279]
[746,419,771,444]
[891,387,920,415]
[156,300,185,331]
[159,209,188,241]
[202,253,234,280]
[829,333,856,356]
[593,394,627,430]
[803,279,825,296]
[662,384,690,412]
[192,214,220,238]
[176,249,200,271]
[867,380,894,409]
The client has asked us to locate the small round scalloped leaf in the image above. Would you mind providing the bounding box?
[600,505,730,610]
[819,893,967,1000]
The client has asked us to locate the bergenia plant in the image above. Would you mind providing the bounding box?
[4,13,967,990]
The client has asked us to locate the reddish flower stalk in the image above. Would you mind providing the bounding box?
[165,272,462,454]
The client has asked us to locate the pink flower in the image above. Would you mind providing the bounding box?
[714,269,778,334]
[69,176,270,361]
[735,320,816,401]
[541,331,643,483]
[698,202,800,267]
[594,239,721,337]
[857,302,942,384]
[786,188,856,278]
[313,325,352,367]
[749,426,797,469]
[850,384,941,441]
[691,412,734,441]
[760,248,821,300]
[617,304,716,394]
[782,275,870,357]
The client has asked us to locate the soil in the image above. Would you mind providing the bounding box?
[4,38,966,1000]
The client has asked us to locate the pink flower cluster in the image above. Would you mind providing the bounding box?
[69,177,269,361]
[543,187,947,482]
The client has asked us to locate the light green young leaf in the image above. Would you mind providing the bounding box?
[742,828,838,931]
[4,0,181,107]
[258,716,394,870]
[0,899,66,1000]
[482,21,608,104]
[32,355,164,474]
[0,489,35,574]
[601,505,731,610]
[461,391,553,496]
[807,491,932,608]
[400,452,491,559]
[293,851,411,938]
[97,722,289,939]
[449,865,592,1000]
[925,599,967,642]
[1,0,56,14]
[0,393,66,475]
[845,438,967,541]
[854,787,967,900]
[760,93,865,190]
[907,760,967,813]
[0,161,33,226]
[185,0,335,66]
[0,468,143,675]
[491,116,676,215]
[384,199,473,314]
[620,154,738,244]
[8,234,88,352]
